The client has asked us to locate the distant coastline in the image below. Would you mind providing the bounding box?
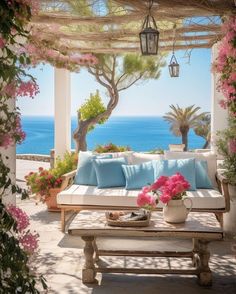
[17,115,205,155]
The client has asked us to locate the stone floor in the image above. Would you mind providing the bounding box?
[16,159,236,294]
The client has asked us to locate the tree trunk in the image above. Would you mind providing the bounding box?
[181,131,188,151]
[73,89,119,152]
[202,140,209,149]
[73,118,89,152]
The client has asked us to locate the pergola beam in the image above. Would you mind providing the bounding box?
[31,23,222,36]
[33,3,235,25]
[116,0,236,15]
[66,43,213,54]
[32,12,212,24]
[38,30,221,44]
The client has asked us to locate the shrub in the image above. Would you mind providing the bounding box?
[52,152,78,178]
[25,152,78,198]
[94,143,131,153]
[148,148,164,154]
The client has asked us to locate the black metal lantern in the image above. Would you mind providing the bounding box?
[168,54,179,77]
[139,0,159,55]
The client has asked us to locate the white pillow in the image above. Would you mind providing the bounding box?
[97,151,134,164]
[164,151,217,188]
[130,152,164,165]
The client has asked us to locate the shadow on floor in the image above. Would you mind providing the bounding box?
[58,234,84,249]
[30,209,60,224]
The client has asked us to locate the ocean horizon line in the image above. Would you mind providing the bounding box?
[21,114,165,118]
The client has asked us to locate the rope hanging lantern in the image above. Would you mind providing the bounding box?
[169,24,180,77]
[139,0,159,55]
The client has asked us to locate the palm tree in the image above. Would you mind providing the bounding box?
[163,105,207,151]
[194,113,211,149]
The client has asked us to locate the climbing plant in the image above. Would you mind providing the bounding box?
[212,16,236,182]
[0,1,47,292]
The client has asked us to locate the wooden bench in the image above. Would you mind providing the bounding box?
[58,169,230,232]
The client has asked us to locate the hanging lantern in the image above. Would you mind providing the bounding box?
[168,54,180,77]
[139,0,159,55]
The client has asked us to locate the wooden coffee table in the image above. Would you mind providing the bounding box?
[68,211,223,286]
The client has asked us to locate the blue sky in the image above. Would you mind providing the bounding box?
[17,48,212,117]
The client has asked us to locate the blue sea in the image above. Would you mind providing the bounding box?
[16,116,205,155]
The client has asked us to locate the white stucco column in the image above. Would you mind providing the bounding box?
[0,98,16,205]
[211,43,228,154]
[54,68,71,161]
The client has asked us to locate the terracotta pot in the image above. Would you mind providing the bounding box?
[45,188,61,212]
[163,198,192,223]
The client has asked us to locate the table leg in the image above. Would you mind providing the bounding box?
[93,238,100,262]
[61,209,65,232]
[197,240,212,287]
[82,236,96,283]
[192,238,200,267]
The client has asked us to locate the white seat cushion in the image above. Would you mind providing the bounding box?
[57,185,225,210]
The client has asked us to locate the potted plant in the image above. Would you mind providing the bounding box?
[25,168,62,211]
[25,152,78,211]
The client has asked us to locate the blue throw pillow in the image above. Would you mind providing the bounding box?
[93,157,127,188]
[74,152,112,186]
[152,158,196,191]
[122,161,154,190]
[196,160,213,189]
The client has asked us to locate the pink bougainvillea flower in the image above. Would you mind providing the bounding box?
[228,139,236,154]
[150,176,168,190]
[137,192,156,209]
[19,232,39,254]
[0,134,14,148]
[147,172,190,205]
[15,0,40,15]
[212,16,236,115]
[16,80,40,98]
[219,99,228,109]
[159,193,171,204]
[0,36,6,49]
[6,205,30,232]
[142,186,151,193]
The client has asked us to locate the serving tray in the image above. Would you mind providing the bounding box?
[105,211,151,227]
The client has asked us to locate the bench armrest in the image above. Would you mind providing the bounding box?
[216,169,230,212]
[60,170,77,190]
[216,169,229,184]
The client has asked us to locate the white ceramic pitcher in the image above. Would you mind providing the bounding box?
[163,198,193,223]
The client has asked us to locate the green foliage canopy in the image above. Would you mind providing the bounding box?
[78,90,107,131]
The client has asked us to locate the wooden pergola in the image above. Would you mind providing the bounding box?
[4,1,236,205]
[32,0,236,54]
[28,0,236,160]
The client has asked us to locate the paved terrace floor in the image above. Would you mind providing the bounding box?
[16,159,236,294]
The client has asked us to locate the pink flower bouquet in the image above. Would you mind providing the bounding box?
[137,187,157,210]
[137,173,190,209]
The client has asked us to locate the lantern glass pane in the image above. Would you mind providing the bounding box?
[148,33,157,54]
[140,33,147,54]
